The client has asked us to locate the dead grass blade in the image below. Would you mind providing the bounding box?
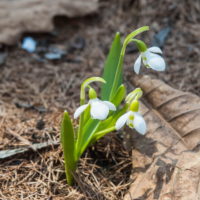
[0,140,59,160]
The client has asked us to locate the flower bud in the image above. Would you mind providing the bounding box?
[133,39,147,52]
[130,100,139,112]
[89,88,97,99]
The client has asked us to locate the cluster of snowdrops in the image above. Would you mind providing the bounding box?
[61,26,166,185]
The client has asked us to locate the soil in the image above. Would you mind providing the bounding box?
[0,0,200,199]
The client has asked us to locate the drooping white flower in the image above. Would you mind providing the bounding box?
[134,47,165,74]
[74,98,116,120]
[115,111,146,135]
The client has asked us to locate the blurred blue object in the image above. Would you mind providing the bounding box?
[22,37,37,53]
[45,52,62,60]
[44,47,65,60]
[152,27,171,48]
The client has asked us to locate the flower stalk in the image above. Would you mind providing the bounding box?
[110,26,149,99]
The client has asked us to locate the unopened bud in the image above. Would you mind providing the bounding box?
[89,88,97,99]
[130,100,139,112]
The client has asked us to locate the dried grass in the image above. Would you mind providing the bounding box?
[0,134,132,200]
[0,0,200,199]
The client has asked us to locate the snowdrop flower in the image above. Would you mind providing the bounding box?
[115,100,146,135]
[74,88,116,120]
[134,47,165,74]
[115,111,146,134]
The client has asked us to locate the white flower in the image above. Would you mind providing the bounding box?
[134,47,166,74]
[115,111,146,135]
[74,98,116,120]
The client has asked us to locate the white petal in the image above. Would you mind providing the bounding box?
[147,54,166,71]
[74,104,88,119]
[148,46,162,54]
[133,112,147,135]
[103,101,116,111]
[115,112,130,130]
[133,55,142,74]
[90,100,109,120]
[89,98,99,103]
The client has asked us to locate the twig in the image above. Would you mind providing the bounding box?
[0,140,59,160]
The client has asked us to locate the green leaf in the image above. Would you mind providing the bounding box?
[78,119,100,157]
[111,84,126,106]
[82,105,90,124]
[61,111,76,185]
[101,32,122,101]
[91,126,116,143]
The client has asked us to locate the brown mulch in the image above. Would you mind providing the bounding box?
[0,133,132,199]
[0,0,200,199]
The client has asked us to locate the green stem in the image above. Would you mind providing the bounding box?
[75,77,106,160]
[94,126,116,140]
[109,46,125,99]
[109,26,149,99]
[65,161,77,185]
[75,85,86,160]
[124,26,149,46]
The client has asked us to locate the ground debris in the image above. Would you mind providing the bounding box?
[0,134,131,200]
[0,140,59,160]
[0,0,200,199]
[68,36,86,53]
